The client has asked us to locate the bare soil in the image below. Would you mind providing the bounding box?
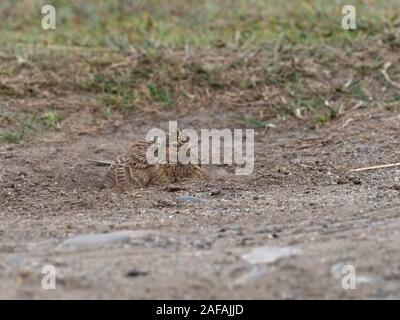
[1,103,399,299]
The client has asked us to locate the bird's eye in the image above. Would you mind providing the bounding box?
[178,131,189,143]
[148,136,158,143]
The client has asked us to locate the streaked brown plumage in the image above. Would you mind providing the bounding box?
[101,130,206,190]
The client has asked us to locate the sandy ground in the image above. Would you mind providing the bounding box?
[0,105,399,299]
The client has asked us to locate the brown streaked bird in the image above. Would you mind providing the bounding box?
[89,130,206,190]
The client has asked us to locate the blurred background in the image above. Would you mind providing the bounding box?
[1,0,398,49]
[1,0,399,141]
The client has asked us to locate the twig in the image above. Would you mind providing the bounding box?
[350,162,400,172]
[381,62,400,90]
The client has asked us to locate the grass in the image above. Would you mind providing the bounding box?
[382,96,400,111]
[2,112,64,143]
[3,131,24,143]
[42,111,64,129]
[148,83,173,109]
[0,0,400,142]
[314,114,329,126]
[3,115,40,143]
[1,0,399,49]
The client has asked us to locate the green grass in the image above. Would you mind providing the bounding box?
[1,0,399,146]
[3,131,24,143]
[2,112,64,143]
[148,83,173,108]
[103,90,135,112]
[90,74,136,111]
[42,111,64,129]
[3,115,40,143]
[237,116,272,129]
[0,0,399,49]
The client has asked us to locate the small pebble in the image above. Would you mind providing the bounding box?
[178,195,201,203]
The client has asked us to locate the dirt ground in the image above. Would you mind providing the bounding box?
[0,100,399,299]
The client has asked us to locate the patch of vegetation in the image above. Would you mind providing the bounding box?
[1,0,398,49]
[148,83,173,108]
[42,111,64,129]
[103,89,135,112]
[377,95,400,111]
[344,81,369,101]
[0,0,399,142]
[3,131,24,143]
[2,112,65,143]
[314,114,328,126]
[90,74,136,111]
[3,115,40,143]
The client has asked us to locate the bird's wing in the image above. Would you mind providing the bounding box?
[123,139,156,169]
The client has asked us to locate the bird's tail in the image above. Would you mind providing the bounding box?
[87,159,112,167]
